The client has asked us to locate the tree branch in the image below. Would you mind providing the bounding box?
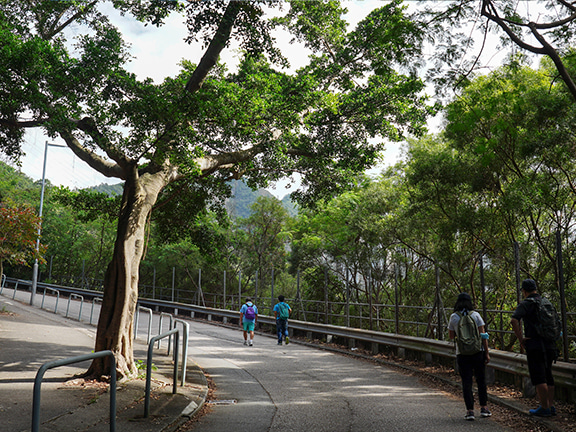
[527,21,576,100]
[73,116,131,169]
[185,1,241,94]
[481,0,546,55]
[59,129,126,180]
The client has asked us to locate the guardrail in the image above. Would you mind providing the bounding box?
[133,296,576,393]
[32,350,117,432]
[4,277,576,398]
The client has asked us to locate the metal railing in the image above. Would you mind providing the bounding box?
[134,306,153,343]
[32,350,117,432]
[65,293,84,320]
[144,328,180,418]
[4,277,576,395]
[40,286,60,313]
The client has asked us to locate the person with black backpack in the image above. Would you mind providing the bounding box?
[448,292,491,421]
[240,298,258,346]
[511,279,560,417]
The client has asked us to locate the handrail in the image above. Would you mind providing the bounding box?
[41,286,60,314]
[32,350,117,432]
[174,318,190,386]
[135,306,153,344]
[158,312,174,352]
[144,328,180,418]
[65,293,84,320]
[90,297,102,325]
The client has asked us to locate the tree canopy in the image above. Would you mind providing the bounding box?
[0,0,434,377]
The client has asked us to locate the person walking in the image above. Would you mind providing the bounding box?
[448,292,491,421]
[240,298,258,346]
[273,295,292,345]
[511,279,559,417]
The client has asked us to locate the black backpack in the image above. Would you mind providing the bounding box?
[526,297,561,342]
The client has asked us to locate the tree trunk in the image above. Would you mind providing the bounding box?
[86,166,173,379]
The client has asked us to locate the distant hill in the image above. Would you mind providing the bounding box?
[88,179,297,218]
[90,183,124,196]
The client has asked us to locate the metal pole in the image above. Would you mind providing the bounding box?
[31,141,66,306]
[556,230,569,361]
[436,264,443,340]
[270,267,274,315]
[238,270,242,309]
[324,267,329,324]
[346,267,350,327]
[395,264,399,334]
[171,267,175,302]
[479,252,487,329]
[152,266,156,300]
[514,241,521,304]
[48,255,53,281]
[368,267,373,330]
[223,270,226,309]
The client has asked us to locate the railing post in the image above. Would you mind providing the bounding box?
[395,264,399,334]
[90,297,102,325]
[556,230,569,361]
[145,328,179,418]
[32,350,116,432]
[174,319,189,386]
[158,312,174,353]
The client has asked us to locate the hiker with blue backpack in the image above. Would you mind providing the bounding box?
[273,295,292,345]
[448,292,491,421]
[511,279,561,417]
[240,298,258,346]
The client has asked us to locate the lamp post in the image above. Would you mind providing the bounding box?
[30,140,67,306]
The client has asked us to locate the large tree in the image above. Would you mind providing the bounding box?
[0,0,433,378]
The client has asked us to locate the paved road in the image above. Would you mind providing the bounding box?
[1,286,511,432]
[183,321,511,432]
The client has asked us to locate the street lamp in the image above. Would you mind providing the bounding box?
[30,140,67,306]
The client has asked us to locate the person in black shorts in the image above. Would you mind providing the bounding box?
[511,279,557,417]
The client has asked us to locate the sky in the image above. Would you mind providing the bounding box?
[14,0,510,198]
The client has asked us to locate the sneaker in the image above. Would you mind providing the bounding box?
[480,408,492,418]
[285,336,290,345]
[529,406,551,417]
[465,410,475,421]
[249,340,253,346]
[278,342,282,345]
[243,341,248,346]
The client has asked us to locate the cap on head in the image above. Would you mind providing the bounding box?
[457,292,472,302]
[522,279,537,292]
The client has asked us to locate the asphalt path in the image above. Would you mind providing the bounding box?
[2,287,512,432]
[183,321,511,432]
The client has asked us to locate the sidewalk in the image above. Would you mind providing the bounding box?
[0,295,208,432]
